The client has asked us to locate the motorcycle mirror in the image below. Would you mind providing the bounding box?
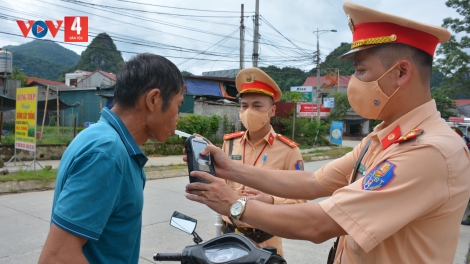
[170,211,197,235]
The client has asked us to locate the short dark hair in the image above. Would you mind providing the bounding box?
[113,53,184,111]
[371,43,433,85]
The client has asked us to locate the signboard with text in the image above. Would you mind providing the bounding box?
[323,97,335,108]
[296,103,330,118]
[15,87,38,152]
[290,86,313,102]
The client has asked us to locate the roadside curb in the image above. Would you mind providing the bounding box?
[0,169,190,195]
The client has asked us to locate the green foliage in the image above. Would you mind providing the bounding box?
[176,114,222,141]
[435,0,470,98]
[431,68,445,88]
[283,91,309,102]
[325,92,351,122]
[0,168,57,183]
[431,87,457,120]
[1,126,75,145]
[317,42,355,76]
[260,66,310,92]
[223,115,231,133]
[9,53,70,81]
[9,66,28,87]
[271,112,330,146]
[3,39,80,81]
[75,33,124,73]
[181,71,193,76]
[3,39,80,67]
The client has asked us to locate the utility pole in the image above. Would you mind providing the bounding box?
[316,29,321,123]
[240,4,244,70]
[312,28,337,124]
[252,0,259,67]
[3,49,8,95]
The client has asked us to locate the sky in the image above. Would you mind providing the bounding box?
[0,0,461,76]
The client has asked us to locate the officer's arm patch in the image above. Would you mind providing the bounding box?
[362,161,397,191]
[295,160,304,171]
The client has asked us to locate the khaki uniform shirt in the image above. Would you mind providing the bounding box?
[221,126,306,227]
[316,100,470,264]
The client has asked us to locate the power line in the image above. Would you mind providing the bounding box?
[60,0,248,18]
[113,0,255,13]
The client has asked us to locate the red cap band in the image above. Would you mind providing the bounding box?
[240,80,276,101]
[353,22,439,57]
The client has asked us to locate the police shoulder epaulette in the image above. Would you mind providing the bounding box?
[393,128,424,144]
[277,134,299,148]
[223,131,245,141]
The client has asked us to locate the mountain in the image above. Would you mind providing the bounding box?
[3,39,80,67]
[317,42,355,76]
[11,53,69,81]
[2,39,81,81]
[74,33,124,74]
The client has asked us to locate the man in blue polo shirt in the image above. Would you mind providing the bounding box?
[38,53,185,263]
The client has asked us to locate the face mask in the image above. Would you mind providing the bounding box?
[347,62,401,120]
[240,107,272,132]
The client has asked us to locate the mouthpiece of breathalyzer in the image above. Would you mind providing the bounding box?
[175,130,192,138]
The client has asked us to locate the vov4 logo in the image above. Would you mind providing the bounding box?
[16,16,88,42]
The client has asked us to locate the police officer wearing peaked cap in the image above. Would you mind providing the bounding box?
[185,2,470,264]
[220,67,305,257]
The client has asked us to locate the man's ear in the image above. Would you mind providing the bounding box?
[396,60,412,87]
[145,88,161,112]
[270,104,276,117]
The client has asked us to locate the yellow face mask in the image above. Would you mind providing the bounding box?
[240,107,273,132]
[347,62,401,120]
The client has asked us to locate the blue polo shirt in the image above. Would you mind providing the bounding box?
[51,107,148,263]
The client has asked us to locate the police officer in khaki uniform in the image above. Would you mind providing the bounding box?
[220,67,305,257]
[185,2,470,263]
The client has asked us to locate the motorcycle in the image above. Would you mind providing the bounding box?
[153,211,287,264]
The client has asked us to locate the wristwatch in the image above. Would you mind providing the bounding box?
[230,197,250,220]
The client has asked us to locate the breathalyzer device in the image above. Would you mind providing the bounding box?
[184,136,216,183]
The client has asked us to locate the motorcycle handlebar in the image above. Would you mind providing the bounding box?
[153,253,183,261]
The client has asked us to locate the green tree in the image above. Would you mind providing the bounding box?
[9,66,28,86]
[181,71,193,76]
[431,87,457,120]
[282,91,308,102]
[435,0,470,98]
[431,68,445,88]
[316,42,355,76]
[325,92,351,122]
[260,66,310,92]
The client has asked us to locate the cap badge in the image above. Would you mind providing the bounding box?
[347,14,354,32]
[244,73,255,84]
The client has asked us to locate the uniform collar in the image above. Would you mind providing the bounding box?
[240,126,277,146]
[100,107,148,167]
[373,100,438,150]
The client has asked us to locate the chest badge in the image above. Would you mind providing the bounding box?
[362,161,397,191]
[231,155,242,160]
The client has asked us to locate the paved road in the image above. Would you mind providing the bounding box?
[0,158,469,263]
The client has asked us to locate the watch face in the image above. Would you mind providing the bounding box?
[230,201,243,215]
